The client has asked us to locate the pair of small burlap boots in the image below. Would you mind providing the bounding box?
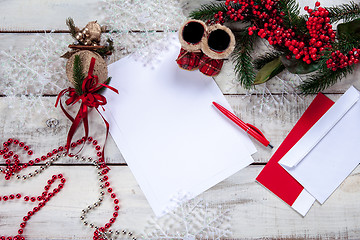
[177,20,235,76]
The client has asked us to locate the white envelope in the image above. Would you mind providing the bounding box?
[101,33,256,216]
[279,86,360,204]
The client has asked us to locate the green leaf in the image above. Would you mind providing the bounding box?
[280,56,321,74]
[254,57,285,85]
[337,18,360,38]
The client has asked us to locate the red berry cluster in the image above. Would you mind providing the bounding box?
[0,174,65,240]
[212,0,338,65]
[300,3,335,63]
[327,48,360,71]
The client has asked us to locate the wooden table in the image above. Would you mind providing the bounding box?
[1,0,360,239]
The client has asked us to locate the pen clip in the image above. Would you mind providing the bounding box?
[246,123,265,138]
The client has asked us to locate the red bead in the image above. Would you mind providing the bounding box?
[28,150,33,155]
[18,229,23,235]
[24,196,29,201]
[114,199,119,204]
[16,194,21,199]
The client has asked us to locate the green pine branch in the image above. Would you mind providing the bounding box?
[299,65,354,94]
[253,51,285,70]
[73,55,85,95]
[336,33,360,53]
[277,0,301,28]
[96,77,112,94]
[326,1,360,24]
[96,37,114,57]
[232,32,256,89]
[66,17,78,42]
[189,2,228,21]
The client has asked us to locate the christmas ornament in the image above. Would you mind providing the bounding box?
[66,50,108,86]
[177,19,235,76]
[190,0,360,93]
[56,57,118,157]
[63,18,114,59]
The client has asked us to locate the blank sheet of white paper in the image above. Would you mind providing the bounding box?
[102,33,256,216]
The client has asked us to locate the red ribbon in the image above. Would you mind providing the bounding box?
[55,57,118,159]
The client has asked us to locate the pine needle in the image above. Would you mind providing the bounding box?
[253,51,285,70]
[277,0,300,28]
[96,77,112,94]
[326,1,360,24]
[299,65,354,94]
[189,2,228,21]
[96,38,114,57]
[73,55,85,95]
[66,17,78,41]
[232,32,256,89]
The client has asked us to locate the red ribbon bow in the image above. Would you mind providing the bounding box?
[55,57,118,158]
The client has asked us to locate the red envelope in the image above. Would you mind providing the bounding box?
[256,93,334,216]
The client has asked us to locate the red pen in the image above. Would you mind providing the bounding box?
[212,102,273,149]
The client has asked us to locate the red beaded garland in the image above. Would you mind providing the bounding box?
[0,137,120,240]
[0,174,65,239]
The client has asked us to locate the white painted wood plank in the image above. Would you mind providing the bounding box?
[0,0,351,31]
[0,94,342,164]
[0,0,102,31]
[0,96,125,164]
[0,165,359,239]
[1,33,360,95]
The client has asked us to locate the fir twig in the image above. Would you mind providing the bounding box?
[232,32,256,88]
[336,32,360,53]
[66,17,78,41]
[277,0,308,35]
[73,55,85,95]
[326,1,360,24]
[253,51,285,70]
[277,0,300,28]
[299,65,354,94]
[189,2,228,21]
[96,38,114,57]
[96,77,112,94]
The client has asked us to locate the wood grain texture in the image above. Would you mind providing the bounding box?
[0,165,359,239]
[1,33,359,96]
[0,0,102,31]
[1,0,360,239]
[0,94,341,164]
